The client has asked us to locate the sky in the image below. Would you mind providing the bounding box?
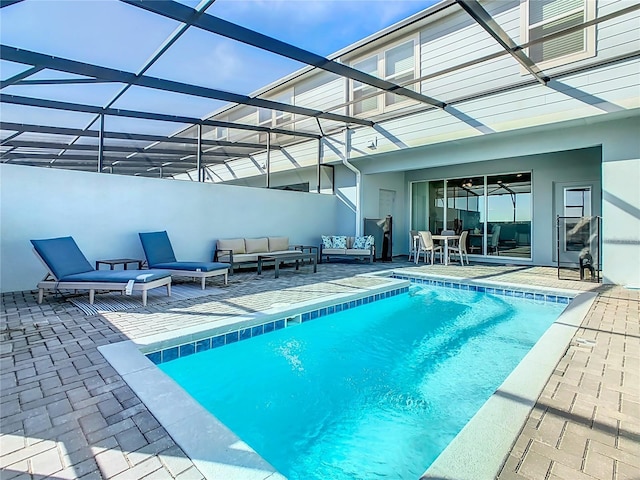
[0,0,438,134]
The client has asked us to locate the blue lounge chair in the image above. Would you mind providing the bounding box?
[139,231,230,289]
[31,236,172,306]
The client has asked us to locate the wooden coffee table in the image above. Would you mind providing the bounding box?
[257,252,317,278]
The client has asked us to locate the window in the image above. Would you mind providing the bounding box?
[384,41,415,107]
[350,38,418,116]
[352,56,380,115]
[522,0,595,69]
[212,127,227,141]
[257,90,293,143]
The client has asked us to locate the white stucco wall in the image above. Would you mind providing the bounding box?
[601,121,640,287]
[602,158,640,287]
[360,172,407,256]
[0,164,348,293]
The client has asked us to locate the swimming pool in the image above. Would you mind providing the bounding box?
[157,283,567,479]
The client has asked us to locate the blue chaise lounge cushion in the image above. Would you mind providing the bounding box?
[150,261,230,272]
[31,236,94,280]
[139,231,230,272]
[61,270,172,283]
[139,231,177,266]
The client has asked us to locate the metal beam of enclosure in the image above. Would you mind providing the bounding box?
[0,0,24,8]
[0,66,43,89]
[0,45,372,127]
[455,0,549,85]
[0,122,280,150]
[1,153,224,166]
[15,78,115,86]
[1,140,241,158]
[0,94,321,139]
[97,114,104,172]
[120,0,447,110]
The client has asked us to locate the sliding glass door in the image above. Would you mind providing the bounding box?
[446,177,485,253]
[410,172,531,259]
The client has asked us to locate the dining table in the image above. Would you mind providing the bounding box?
[432,234,460,265]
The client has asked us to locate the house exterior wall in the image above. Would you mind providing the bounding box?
[403,147,602,266]
[354,112,638,286]
[360,172,407,256]
[0,164,347,293]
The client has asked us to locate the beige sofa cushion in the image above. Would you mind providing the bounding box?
[245,237,269,254]
[268,237,289,252]
[216,252,259,263]
[322,248,347,255]
[217,238,245,254]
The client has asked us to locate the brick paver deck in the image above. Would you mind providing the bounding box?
[1,261,638,479]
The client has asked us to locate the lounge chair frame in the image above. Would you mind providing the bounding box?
[33,250,172,306]
[139,231,229,289]
[154,268,228,290]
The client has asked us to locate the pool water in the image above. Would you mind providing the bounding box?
[159,285,566,479]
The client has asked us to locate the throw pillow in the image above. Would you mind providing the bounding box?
[352,236,367,249]
[364,235,374,249]
[321,235,333,249]
[353,235,374,249]
[333,236,347,249]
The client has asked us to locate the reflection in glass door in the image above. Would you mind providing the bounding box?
[487,173,532,258]
[428,180,444,234]
[446,177,485,254]
[410,182,428,231]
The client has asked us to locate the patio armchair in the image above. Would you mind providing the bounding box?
[139,231,230,289]
[31,236,172,306]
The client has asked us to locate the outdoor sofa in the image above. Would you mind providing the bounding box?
[31,236,172,306]
[320,235,375,263]
[139,231,230,289]
[214,236,301,273]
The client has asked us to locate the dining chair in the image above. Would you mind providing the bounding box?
[440,229,458,248]
[448,230,469,266]
[488,225,501,255]
[415,231,443,265]
[408,230,419,262]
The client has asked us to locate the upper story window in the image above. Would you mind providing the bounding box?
[522,0,595,69]
[212,127,227,141]
[258,91,293,128]
[257,90,293,143]
[350,37,418,116]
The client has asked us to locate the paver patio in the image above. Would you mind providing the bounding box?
[1,260,638,479]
